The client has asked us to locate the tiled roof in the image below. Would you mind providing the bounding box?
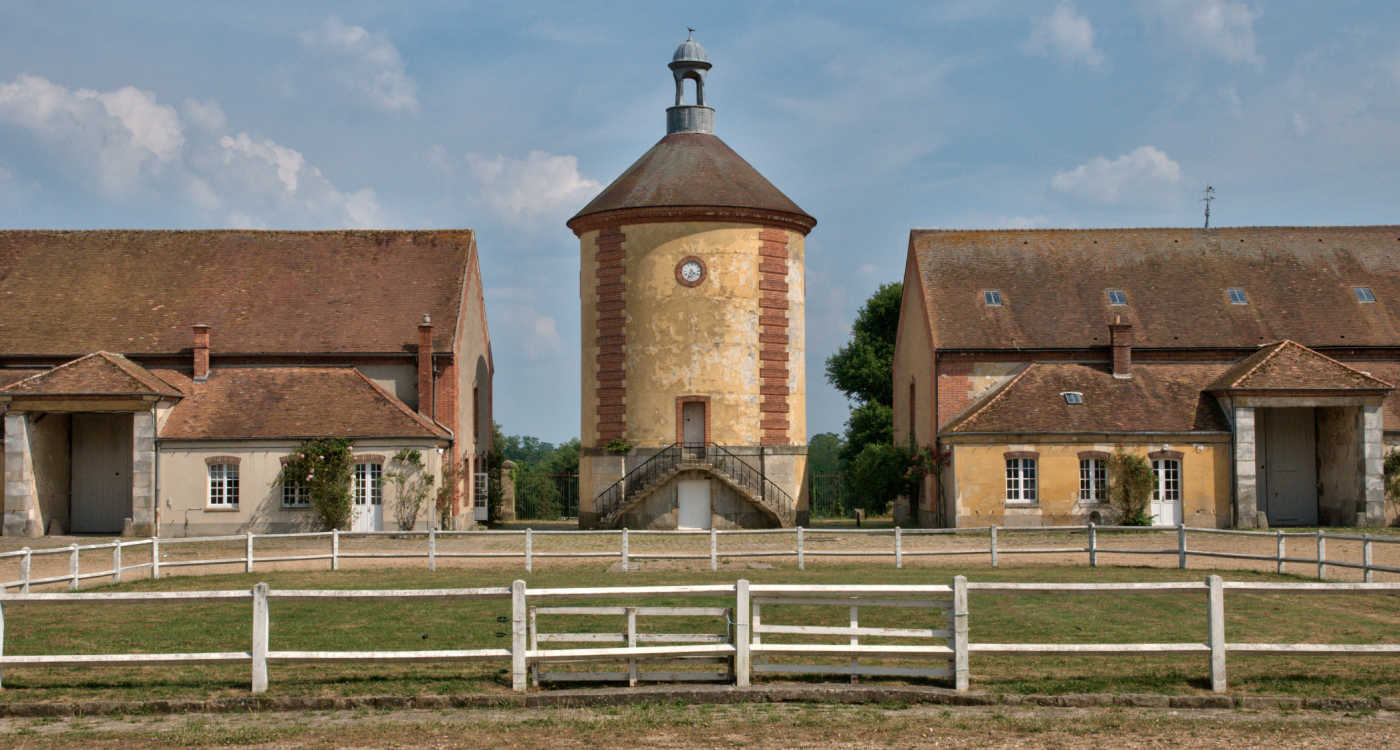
[0,352,181,398]
[910,226,1400,350]
[0,230,475,356]
[157,366,450,441]
[0,369,44,389]
[943,363,1231,435]
[1208,341,1394,391]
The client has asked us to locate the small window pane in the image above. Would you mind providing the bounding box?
[1062,391,1083,405]
[1107,290,1127,305]
[1355,287,1376,303]
[1228,288,1248,304]
[984,290,1003,306]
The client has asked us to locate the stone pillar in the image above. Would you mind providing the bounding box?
[498,460,517,522]
[129,408,156,537]
[1233,406,1260,528]
[3,412,42,536]
[1361,404,1386,527]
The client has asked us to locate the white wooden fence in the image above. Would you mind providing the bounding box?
[3,525,1399,592]
[2,576,1399,694]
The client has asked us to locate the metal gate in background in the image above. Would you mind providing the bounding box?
[515,473,579,520]
[810,473,845,518]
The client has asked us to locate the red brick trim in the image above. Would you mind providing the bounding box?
[757,228,792,445]
[675,395,712,445]
[1148,450,1184,461]
[675,256,707,287]
[1077,451,1112,461]
[205,455,241,466]
[1003,451,1039,460]
[595,228,627,443]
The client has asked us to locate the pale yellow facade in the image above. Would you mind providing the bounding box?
[942,440,1232,528]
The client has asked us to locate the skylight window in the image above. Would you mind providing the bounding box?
[1355,287,1376,303]
[983,290,1003,306]
[1106,290,1127,306]
[1228,288,1248,304]
[1061,391,1084,405]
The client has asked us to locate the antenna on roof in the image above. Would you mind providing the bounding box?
[1202,185,1215,230]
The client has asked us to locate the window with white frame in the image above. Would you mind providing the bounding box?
[1152,458,1181,504]
[1005,456,1037,503]
[474,470,489,507]
[1079,457,1108,503]
[282,478,310,508]
[354,462,382,506]
[208,462,239,507]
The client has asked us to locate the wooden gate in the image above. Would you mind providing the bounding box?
[528,604,733,685]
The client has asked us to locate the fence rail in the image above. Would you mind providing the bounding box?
[3,524,1400,593]
[3,576,1399,694]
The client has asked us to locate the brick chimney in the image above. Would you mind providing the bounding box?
[192,324,211,381]
[1109,319,1133,379]
[417,314,434,420]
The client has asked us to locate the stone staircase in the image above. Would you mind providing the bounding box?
[594,443,795,529]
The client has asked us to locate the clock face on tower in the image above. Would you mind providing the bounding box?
[675,256,706,287]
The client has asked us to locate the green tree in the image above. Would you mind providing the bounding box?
[842,443,912,515]
[1108,450,1155,526]
[825,282,902,462]
[808,432,845,477]
[277,438,355,530]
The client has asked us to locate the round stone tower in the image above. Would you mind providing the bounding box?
[568,34,816,530]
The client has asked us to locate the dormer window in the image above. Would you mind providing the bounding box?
[983,290,1003,306]
[1355,287,1376,303]
[1106,290,1127,306]
[1061,391,1083,405]
[1228,288,1248,304]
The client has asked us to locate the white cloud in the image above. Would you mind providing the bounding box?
[466,150,600,230]
[0,73,387,228]
[1144,0,1262,66]
[1024,3,1106,70]
[300,17,418,114]
[1051,145,1182,203]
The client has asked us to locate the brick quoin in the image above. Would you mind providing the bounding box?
[595,227,627,442]
[758,227,791,445]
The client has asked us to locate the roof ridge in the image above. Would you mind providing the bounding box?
[1279,340,1395,388]
[944,362,1035,432]
[1226,340,1291,389]
[0,351,111,392]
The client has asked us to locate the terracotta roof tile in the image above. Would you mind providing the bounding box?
[157,366,450,441]
[0,369,45,389]
[911,226,1400,350]
[1208,341,1394,391]
[0,230,475,356]
[0,352,181,398]
[943,363,1231,435]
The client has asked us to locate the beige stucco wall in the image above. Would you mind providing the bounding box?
[946,440,1232,528]
[452,243,493,526]
[360,363,419,409]
[157,440,445,536]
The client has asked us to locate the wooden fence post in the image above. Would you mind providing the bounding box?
[511,579,527,692]
[1276,531,1284,575]
[1088,522,1097,567]
[0,598,6,688]
[428,527,437,572]
[1363,535,1373,583]
[112,543,122,584]
[953,574,969,691]
[621,528,630,572]
[150,538,160,580]
[251,582,269,693]
[69,543,80,590]
[525,529,533,573]
[19,548,29,594]
[989,527,998,568]
[796,527,805,571]
[331,529,340,571]
[1316,530,1326,580]
[1177,524,1187,569]
[734,579,751,687]
[528,606,539,688]
[1207,574,1225,692]
[626,606,638,687]
[895,527,903,570]
[709,528,717,572]
[245,533,254,574]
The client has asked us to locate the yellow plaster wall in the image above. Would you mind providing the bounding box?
[949,441,1232,527]
[892,276,933,447]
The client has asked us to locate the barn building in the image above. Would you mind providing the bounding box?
[893,227,1400,529]
[1,230,492,537]
[567,36,816,529]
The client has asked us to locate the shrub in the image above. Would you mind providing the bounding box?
[278,438,355,530]
[386,448,435,531]
[1108,449,1155,526]
[1385,449,1400,504]
[843,442,912,516]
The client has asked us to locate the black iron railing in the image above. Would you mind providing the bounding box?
[594,442,796,526]
[594,443,682,522]
[708,443,795,521]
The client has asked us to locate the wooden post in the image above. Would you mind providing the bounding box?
[528,606,539,688]
[331,529,340,571]
[1276,531,1284,575]
[1207,574,1226,692]
[511,579,527,692]
[19,549,29,594]
[989,527,998,568]
[895,527,903,569]
[112,543,122,584]
[849,604,860,684]
[1088,522,1097,567]
[1363,535,1373,583]
[621,528,629,572]
[1316,530,1326,580]
[251,582,269,693]
[245,533,254,574]
[709,528,718,571]
[69,543,80,590]
[150,538,160,580]
[626,606,638,687]
[525,529,533,573]
[796,526,805,571]
[0,599,5,689]
[734,579,751,687]
[1177,524,1187,569]
[428,527,437,572]
[953,574,969,691]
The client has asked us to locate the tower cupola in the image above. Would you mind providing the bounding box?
[667,29,714,134]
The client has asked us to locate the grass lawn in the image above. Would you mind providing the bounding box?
[1,563,1398,703]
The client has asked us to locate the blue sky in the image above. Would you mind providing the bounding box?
[2,1,1399,444]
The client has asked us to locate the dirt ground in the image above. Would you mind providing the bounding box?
[2,702,1397,748]
[4,527,1399,589]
